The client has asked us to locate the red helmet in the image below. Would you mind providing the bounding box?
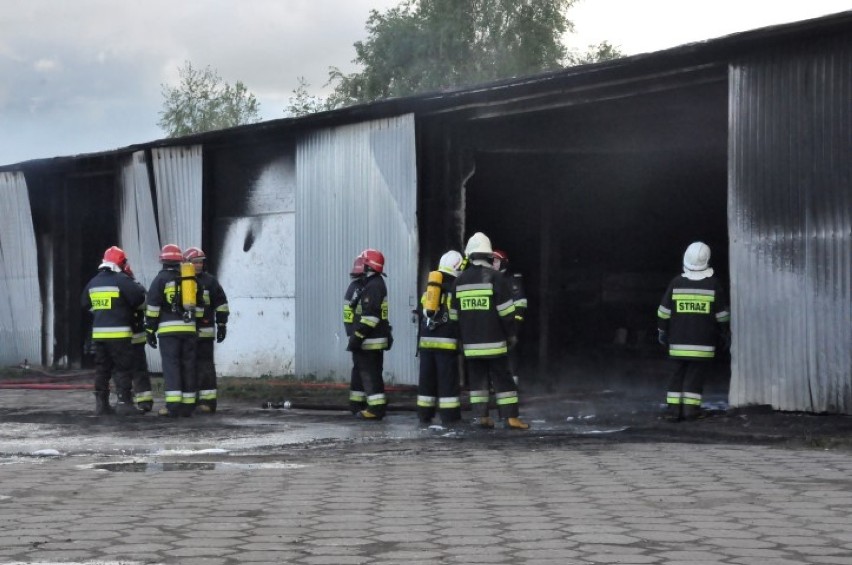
[350,255,365,277]
[159,243,183,264]
[492,249,508,271]
[360,249,384,274]
[184,246,206,263]
[102,246,127,267]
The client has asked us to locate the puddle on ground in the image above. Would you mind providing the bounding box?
[90,461,307,473]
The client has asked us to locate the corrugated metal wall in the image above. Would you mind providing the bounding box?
[0,171,43,366]
[296,114,419,384]
[151,146,203,249]
[729,34,852,413]
[119,151,163,372]
[215,154,297,377]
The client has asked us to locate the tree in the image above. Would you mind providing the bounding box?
[284,76,330,117]
[328,0,584,107]
[568,40,623,66]
[158,61,261,137]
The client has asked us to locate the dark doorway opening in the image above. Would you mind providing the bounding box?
[464,143,729,394]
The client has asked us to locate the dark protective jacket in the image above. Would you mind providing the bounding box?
[81,268,146,341]
[145,266,197,336]
[418,273,459,352]
[451,262,516,358]
[124,274,148,345]
[343,276,366,337]
[508,271,527,323]
[194,271,230,340]
[351,274,391,350]
[657,275,730,359]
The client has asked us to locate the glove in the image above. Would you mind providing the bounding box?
[657,329,668,346]
[347,334,363,352]
[216,324,227,343]
[507,335,518,350]
[146,330,158,349]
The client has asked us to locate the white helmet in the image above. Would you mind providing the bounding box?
[438,250,464,277]
[464,232,493,257]
[683,241,714,280]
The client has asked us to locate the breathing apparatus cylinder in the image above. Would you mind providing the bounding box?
[179,262,197,320]
[424,270,443,317]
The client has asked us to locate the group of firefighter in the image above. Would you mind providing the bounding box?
[82,231,729,426]
[343,233,731,429]
[343,233,531,429]
[81,244,229,417]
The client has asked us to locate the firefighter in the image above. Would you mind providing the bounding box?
[452,233,529,430]
[184,247,230,414]
[657,241,731,421]
[416,250,464,427]
[122,263,153,412]
[145,244,198,418]
[343,255,368,414]
[346,248,393,420]
[80,246,146,416]
[492,249,527,386]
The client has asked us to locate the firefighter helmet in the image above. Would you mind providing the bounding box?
[360,249,385,274]
[492,249,508,272]
[438,250,464,278]
[184,246,206,263]
[102,246,127,268]
[464,232,493,257]
[350,255,366,278]
[159,243,183,264]
[682,241,714,280]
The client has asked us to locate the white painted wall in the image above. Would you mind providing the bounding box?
[214,156,296,377]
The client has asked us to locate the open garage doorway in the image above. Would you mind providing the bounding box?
[460,83,730,394]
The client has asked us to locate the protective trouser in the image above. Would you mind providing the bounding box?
[131,343,153,410]
[666,360,706,420]
[349,355,367,414]
[159,334,198,417]
[466,357,520,419]
[93,340,135,401]
[196,339,218,412]
[417,350,461,425]
[353,349,386,418]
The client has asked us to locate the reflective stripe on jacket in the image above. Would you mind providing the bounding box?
[658,275,730,359]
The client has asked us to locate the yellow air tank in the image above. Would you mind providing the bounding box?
[180,262,197,311]
[423,270,443,317]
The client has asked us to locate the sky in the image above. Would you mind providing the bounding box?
[1,0,849,165]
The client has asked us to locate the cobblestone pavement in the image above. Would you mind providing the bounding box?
[1,390,852,564]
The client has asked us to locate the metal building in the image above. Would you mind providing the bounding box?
[1,12,849,412]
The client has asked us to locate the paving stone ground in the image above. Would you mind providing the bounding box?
[1,388,852,564]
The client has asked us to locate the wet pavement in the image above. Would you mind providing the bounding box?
[1,388,852,564]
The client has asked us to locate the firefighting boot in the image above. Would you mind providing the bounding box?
[356,409,383,421]
[198,399,217,414]
[114,390,143,416]
[664,403,683,422]
[472,416,495,429]
[682,404,703,421]
[505,417,530,430]
[93,392,114,416]
[137,401,153,413]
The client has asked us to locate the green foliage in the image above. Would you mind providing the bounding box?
[284,76,332,117]
[328,0,579,106]
[568,40,624,65]
[158,61,261,137]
